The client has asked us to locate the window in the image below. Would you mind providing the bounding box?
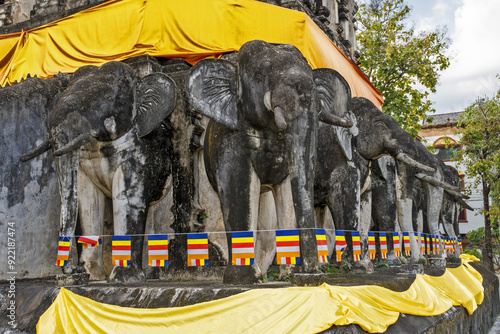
[433,137,461,161]
[458,207,468,222]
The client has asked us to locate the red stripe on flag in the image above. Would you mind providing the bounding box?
[316,240,327,245]
[188,244,208,249]
[148,245,168,250]
[232,242,254,248]
[276,241,300,247]
[58,246,70,251]
[112,246,131,251]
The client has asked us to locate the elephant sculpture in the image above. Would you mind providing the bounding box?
[186,40,352,283]
[21,61,177,282]
[409,142,471,255]
[347,97,467,259]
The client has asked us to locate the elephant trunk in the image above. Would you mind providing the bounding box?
[53,133,92,156]
[288,114,319,273]
[396,152,435,173]
[20,139,52,162]
[55,150,80,239]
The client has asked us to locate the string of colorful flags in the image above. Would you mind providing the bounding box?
[56,230,464,268]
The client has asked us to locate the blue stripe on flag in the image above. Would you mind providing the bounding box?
[315,229,326,235]
[276,229,299,236]
[188,233,208,239]
[112,235,131,241]
[148,234,168,240]
[232,231,253,238]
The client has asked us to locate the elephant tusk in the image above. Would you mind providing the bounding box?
[444,188,470,200]
[264,91,272,111]
[396,152,435,173]
[53,133,92,156]
[415,173,465,194]
[273,106,287,130]
[20,139,52,162]
[457,197,474,211]
[318,112,353,128]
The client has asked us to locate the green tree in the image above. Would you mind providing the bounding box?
[457,93,500,271]
[356,0,450,137]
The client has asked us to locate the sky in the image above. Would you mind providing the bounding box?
[404,0,500,114]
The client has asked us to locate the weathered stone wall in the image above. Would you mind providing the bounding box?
[0,75,69,280]
[0,56,213,281]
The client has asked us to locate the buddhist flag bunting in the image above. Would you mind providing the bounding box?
[335,230,347,262]
[231,231,255,266]
[352,231,362,261]
[393,232,401,258]
[425,234,431,255]
[148,234,168,267]
[459,239,463,253]
[56,236,71,266]
[452,237,457,254]
[187,233,209,267]
[379,232,388,259]
[78,236,102,249]
[432,235,438,255]
[413,232,420,255]
[368,232,376,260]
[420,233,426,255]
[112,235,131,267]
[276,229,301,265]
[315,229,329,263]
[444,236,449,254]
[403,232,411,256]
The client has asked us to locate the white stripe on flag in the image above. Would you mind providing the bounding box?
[188,249,208,255]
[232,248,254,254]
[58,250,69,256]
[276,246,300,253]
[317,245,328,251]
[112,250,131,256]
[148,250,168,255]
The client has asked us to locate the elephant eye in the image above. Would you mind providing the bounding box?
[255,72,263,83]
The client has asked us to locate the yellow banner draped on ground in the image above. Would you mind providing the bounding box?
[37,256,483,333]
[0,0,383,108]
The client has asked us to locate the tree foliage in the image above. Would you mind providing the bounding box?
[457,91,500,270]
[356,0,450,137]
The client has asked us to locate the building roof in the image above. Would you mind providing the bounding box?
[421,111,463,131]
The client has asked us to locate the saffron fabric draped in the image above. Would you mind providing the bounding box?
[0,0,383,108]
[37,256,483,333]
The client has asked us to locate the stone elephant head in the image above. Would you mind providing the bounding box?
[186,40,352,283]
[21,61,177,282]
[350,97,467,259]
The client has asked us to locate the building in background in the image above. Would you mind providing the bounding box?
[419,112,483,235]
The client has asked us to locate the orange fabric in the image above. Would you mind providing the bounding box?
[0,0,383,108]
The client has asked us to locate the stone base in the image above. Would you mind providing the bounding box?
[1,262,498,333]
[56,273,89,286]
[399,263,424,274]
[427,256,447,268]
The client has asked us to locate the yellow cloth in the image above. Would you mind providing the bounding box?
[0,0,383,108]
[37,259,484,333]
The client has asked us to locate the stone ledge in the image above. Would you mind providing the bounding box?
[0,262,497,333]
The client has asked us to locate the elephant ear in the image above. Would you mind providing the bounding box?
[135,73,177,138]
[186,59,238,130]
[314,69,353,160]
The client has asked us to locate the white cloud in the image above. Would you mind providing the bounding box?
[428,0,500,113]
